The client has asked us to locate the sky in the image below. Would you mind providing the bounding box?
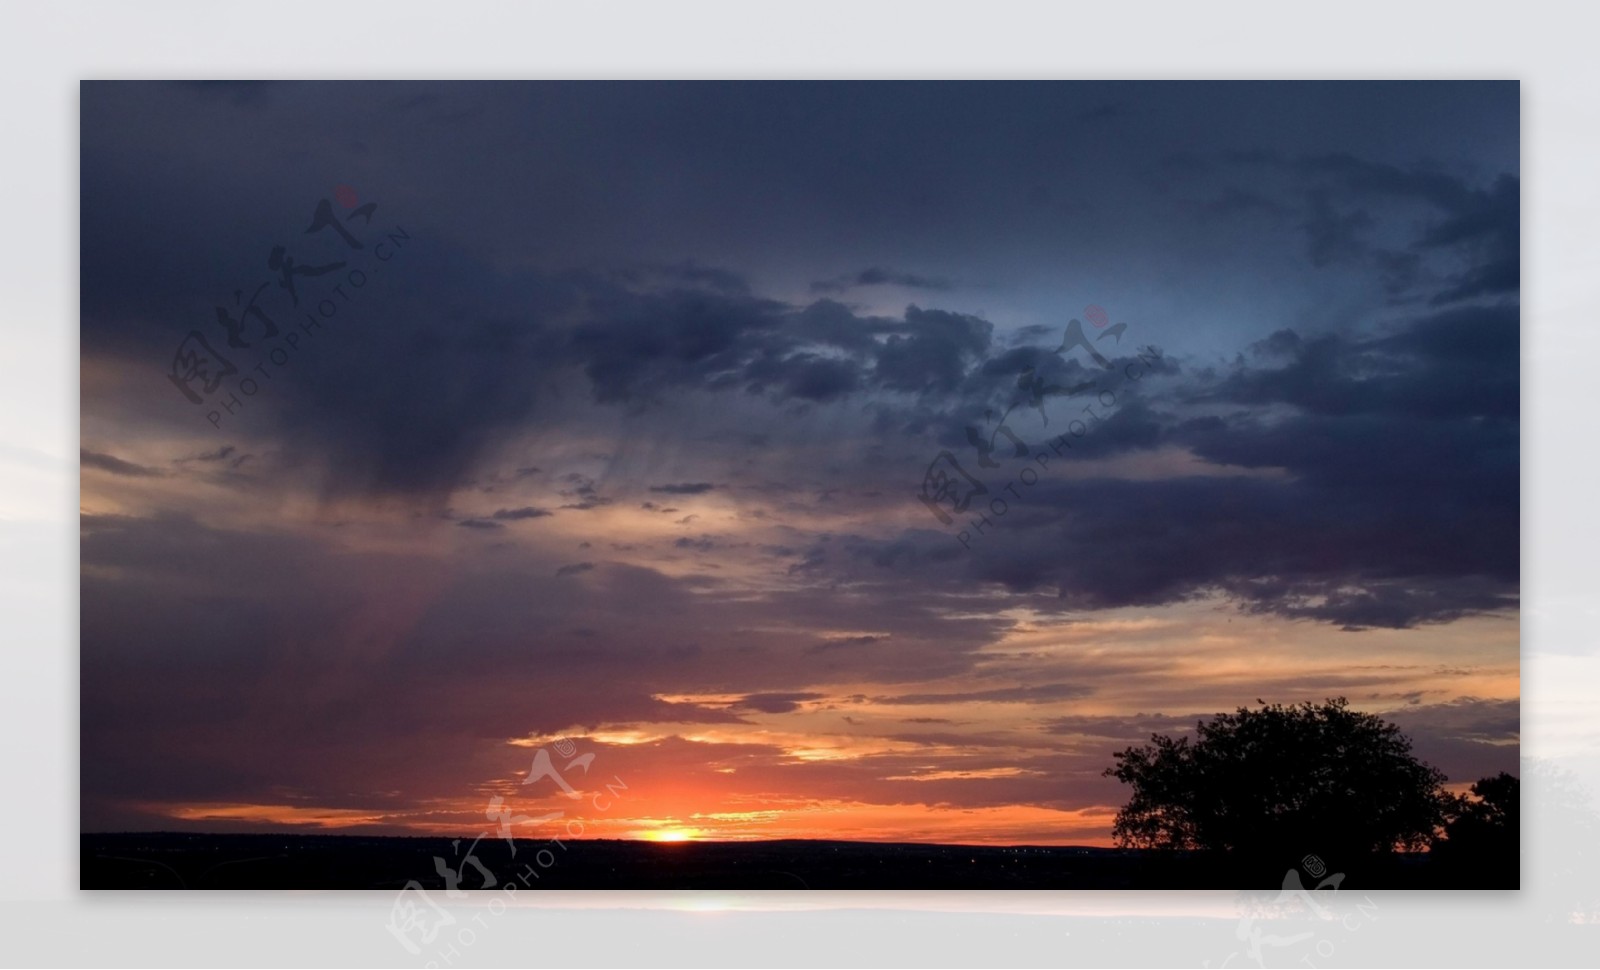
[79,81,1519,845]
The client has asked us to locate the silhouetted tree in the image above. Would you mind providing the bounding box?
[1104,698,1452,871]
[1448,772,1518,840]
[1432,771,1519,886]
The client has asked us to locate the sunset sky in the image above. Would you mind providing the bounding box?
[80,81,1519,845]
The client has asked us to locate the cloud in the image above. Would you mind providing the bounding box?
[81,449,162,478]
[1206,304,1517,422]
[873,683,1094,705]
[1044,712,1205,739]
[1389,697,1521,783]
[570,289,991,407]
[1236,151,1519,306]
[795,299,1517,630]
[809,634,889,654]
[1389,696,1520,743]
[558,475,613,511]
[648,483,717,495]
[1418,174,1518,303]
[491,506,552,520]
[1300,190,1374,267]
[810,267,952,294]
[873,306,992,395]
[733,691,827,714]
[569,285,790,404]
[745,351,862,401]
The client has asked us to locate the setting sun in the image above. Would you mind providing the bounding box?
[644,829,694,843]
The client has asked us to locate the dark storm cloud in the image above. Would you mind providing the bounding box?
[1234,150,1520,307]
[745,351,862,401]
[568,287,991,408]
[79,157,579,502]
[798,292,1516,629]
[570,285,788,404]
[1418,174,1519,303]
[258,253,581,502]
[81,83,1515,507]
[1204,305,1519,423]
[873,307,993,395]
[930,446,1513,629]
[791,300,886,352]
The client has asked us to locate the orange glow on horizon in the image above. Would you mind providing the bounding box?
[640,829,696,842]
[121,601,1515,850]
[145,795,1124,847]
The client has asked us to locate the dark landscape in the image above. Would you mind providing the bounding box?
[82,833,1499,891]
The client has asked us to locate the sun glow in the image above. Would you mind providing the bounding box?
[643,828,695,842]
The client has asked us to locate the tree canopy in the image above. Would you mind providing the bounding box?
[1431,771,1519,885]
[1104,698,1453,861]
